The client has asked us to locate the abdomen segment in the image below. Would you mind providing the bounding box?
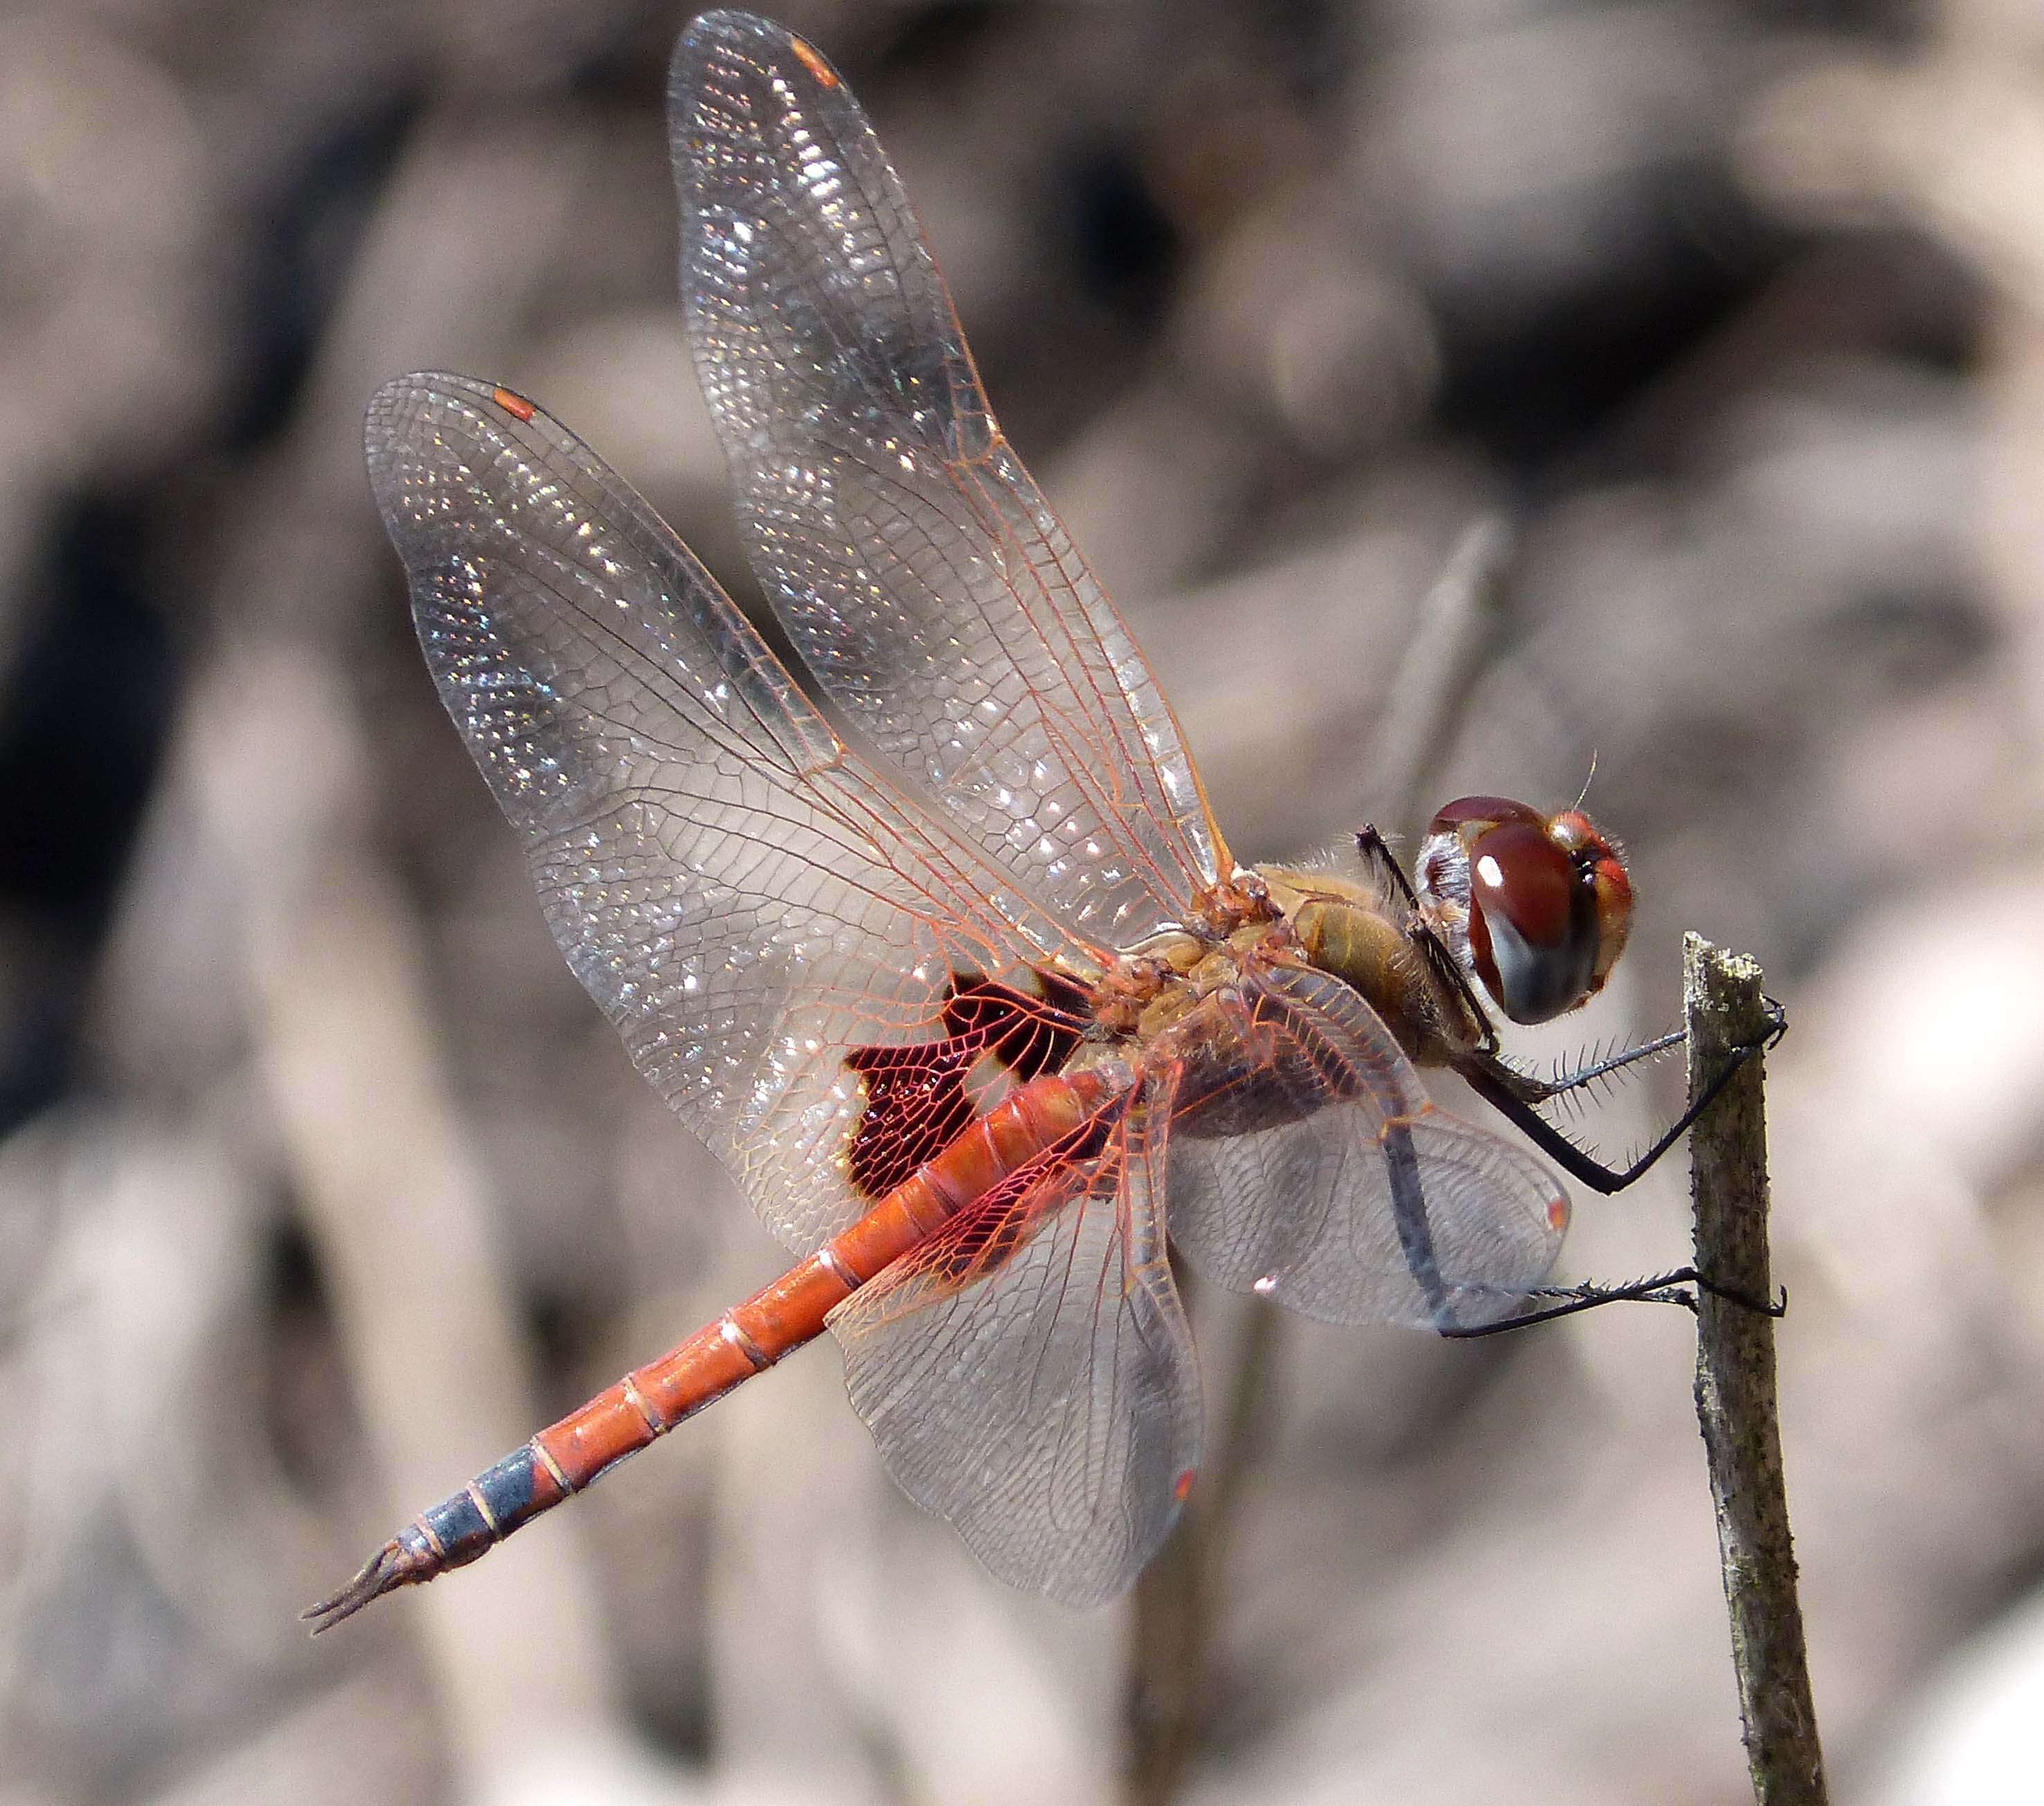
[302,1064,1121,1630]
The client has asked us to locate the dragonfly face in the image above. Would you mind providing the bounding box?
[309,9,1647,1631]
[1413,796,1634,1026]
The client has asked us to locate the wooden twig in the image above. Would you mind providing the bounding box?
[1684,936,1827,1806]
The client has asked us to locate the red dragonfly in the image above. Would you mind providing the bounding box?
[307,10,1714,1630]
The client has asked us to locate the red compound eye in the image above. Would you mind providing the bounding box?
[1419,798,1633,1025]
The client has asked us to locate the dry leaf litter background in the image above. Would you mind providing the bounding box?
[1,1,2040,1803]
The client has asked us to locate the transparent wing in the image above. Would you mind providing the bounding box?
[369,373,1102,1255]
[671,12,1228,949]
[1167,965,1569,1330]
[829,1071,1201,1605]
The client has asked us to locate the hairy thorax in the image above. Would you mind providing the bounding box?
[1075,861,1483,1112]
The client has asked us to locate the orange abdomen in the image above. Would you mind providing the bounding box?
[305,1063,1123,1630]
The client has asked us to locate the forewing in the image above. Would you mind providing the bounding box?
[1168,966,1568,1330]
[369,373,1095,1254]
[829,1072,1201,1605]
[672,12,1227,947]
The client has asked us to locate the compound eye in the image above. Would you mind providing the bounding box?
[1417,796,1634,1025]
[1464,819,1602,1025]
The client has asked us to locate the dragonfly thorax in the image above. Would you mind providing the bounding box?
[1252,862,1478,1068]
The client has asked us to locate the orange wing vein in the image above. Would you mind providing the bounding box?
[369,373,1105,1255]
[829,1068,1201,1604]
[673,12,1230,950]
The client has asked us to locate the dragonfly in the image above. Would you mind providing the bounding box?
[307,9,1748,1631]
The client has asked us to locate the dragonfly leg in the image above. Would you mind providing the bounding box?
[1435,1268,1786,1339]
[1354,823,1422,913]
[1459,995,1786,1195]
[1359,817,1788,1195]
[1355,823,1504,1057]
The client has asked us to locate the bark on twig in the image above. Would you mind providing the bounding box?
[1684,936,1827,1806]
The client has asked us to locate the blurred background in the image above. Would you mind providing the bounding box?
[3,0,2041,1801]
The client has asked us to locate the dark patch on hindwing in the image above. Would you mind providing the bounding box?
[842,968,1091,1198]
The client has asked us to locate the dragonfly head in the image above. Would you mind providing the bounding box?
[1415,796,1633,1026]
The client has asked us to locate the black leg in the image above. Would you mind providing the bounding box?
[1354,822,1422,911]
[1354,822,1503,1057]
[1435,1267,1786,1338]
[1460,998,1786,1195]
[1518,1026,1689,1100]
[1355,819,1789,1197]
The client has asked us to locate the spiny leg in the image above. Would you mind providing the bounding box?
[1357,819,1788,1192]
[1460,997,1786,1195]
[1435,1267,1786,1339]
